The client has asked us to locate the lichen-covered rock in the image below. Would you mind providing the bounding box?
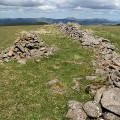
[108,69,120,88]
[83,101,102,118]
[94,86,106,103]
[101,88,120,116]
[66,100,87,120]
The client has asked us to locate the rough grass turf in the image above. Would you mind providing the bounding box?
[0,25,95,120]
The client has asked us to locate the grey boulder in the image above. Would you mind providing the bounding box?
[66,100,87,120]
[83,101,102,118]
[101,88,120,116]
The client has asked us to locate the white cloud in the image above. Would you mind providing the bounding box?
[37,5,56,11]
[0,0,120,10]
[0,0,120,19]
[0,0,46,7]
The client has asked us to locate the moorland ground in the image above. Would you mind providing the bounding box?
[0,25,120,120]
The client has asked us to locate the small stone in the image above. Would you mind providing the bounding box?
[86,76,97,81]
[30,49,37,56]
[108,69,120,88]
[24,48,30,56]
[97,117,105,120]
[36,59,40,62]
[46,79,59,86]
[7,48,14,57]
[102,42,115,50]
[81,41,91,46]
[112,57,120,67]
[17,45,25,52]
[40,47,46,51]
[94,86,106,103]
[101,48,113,55]
[46,79,66,95]
[53,65,60,70]
[17,59,26,64]
[66,100,87,120]
[95,69,106,75]
[72,79,80,91]
[114,81,120,88]
[102,38,110,42]
[83,101,102,118]
[92,60,97,67]
[2,53,8,58]
[85,85,98,96]
[13,47,19,52]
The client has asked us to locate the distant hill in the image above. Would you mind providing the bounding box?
[116,24,120,26]
[0,18,119,25]
[0,18,48,26]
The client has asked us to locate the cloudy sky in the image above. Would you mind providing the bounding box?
[0,0,120,20]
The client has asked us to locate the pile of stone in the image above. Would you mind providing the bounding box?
[66,86,120,120]
[0,31,54,62]
[59,23,102,47]
[59,23,83,40]
[59,23,120,85]
[59,24,120,120]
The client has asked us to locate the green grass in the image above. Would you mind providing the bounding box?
[0,25,95,120]
[85,25,120,51]
[0,25,42,51]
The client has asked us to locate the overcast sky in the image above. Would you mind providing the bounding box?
[0,0,120,20]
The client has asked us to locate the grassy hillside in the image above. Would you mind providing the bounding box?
[0,25,95,120]
[1,25,120,119]
[85,25,120,50]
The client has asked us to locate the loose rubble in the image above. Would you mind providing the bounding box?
[59,24,120,120]
[0,31,54,63]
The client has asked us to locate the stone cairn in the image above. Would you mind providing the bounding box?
[0,31,53,63]
[59,23,120,120]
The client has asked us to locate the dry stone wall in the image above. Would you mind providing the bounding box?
[59,23,120,120]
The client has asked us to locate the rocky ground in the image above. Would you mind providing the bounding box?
[59,23,120,120]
